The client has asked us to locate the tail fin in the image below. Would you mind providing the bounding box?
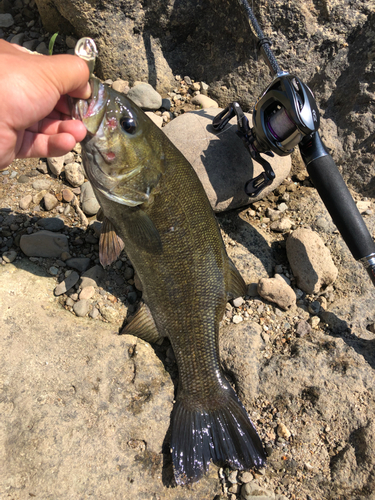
[170,388,266,485]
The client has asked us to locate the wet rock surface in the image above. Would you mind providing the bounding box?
[1,2,375,499]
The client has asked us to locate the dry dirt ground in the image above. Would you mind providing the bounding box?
[1,152,375,500]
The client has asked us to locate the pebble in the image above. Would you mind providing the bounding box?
[79,286,95,300]
[145,111,163,128]
[23,39,38,51]
[286,228,338,294]
[295,320,311,337]
[99,303,120,323]
[81,265,105,285]
[48,266,59,276]
[111,79,130,94]
[89,306,100,319]
[65,35,77,49]
[66,257,91,273]
[11,33,24,45]
[33,190,47,205]
[239,471,254,483]
[0,13,14,28]
[35,41,49,55]
[80,182,100,215]
[19,194,32,210]
[232,314,243,324]
[277,422,291,439]
[127,82,162,110]
[308,300,321,315]
[232,296,244,308]
[17,174,30,184]
[47,156,65,176]
[20,230,69,258]
[73,299,90,317]
[65,297,75,307]
[54,271,79,296]
[270,217,292,232]
[65,163,85,187]
[274,273,291,286]
[161,98,172,110]
[227,470,238,484]
[241,482,275,500]
[37,217,65,232]
[257,277,296,310]
[2,250,17,263]
[310,316,321,328]
[43,192,59,211]
[32,179,51,191]
[191,94,218,108]
[247,283,259,297]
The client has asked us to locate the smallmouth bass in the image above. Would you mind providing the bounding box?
[72,77,266,484]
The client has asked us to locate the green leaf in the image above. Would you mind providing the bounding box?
[48,32,59,55]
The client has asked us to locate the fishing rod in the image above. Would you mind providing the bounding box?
[212,0,375,287]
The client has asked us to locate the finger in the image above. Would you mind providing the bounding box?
[17,130,84,160]
[27,117,87,137]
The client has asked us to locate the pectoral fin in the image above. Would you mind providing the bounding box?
[121,303,163,343]
[226,258,247,300]
[128,208,162,254]
[99,217,125,267]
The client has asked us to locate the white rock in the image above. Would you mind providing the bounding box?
[191,94,218,108]
[258,277,296,310]
[145,111,163,128]
[286,228,338,294]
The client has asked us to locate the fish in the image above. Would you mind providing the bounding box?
[71,77,266,484]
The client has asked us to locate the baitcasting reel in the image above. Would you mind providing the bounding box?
[213,72,320,197]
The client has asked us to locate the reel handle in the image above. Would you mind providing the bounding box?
[300,133,375,284]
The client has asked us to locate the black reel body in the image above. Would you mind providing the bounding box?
[253,73,320,155]
[212,73,320,197]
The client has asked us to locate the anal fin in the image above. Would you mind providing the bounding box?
[121,303,163,344]
[99,216,125,267]
[226,258,247,300]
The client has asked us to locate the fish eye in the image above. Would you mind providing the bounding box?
[120,117,137,134]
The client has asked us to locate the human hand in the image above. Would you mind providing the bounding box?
[0,40,91,171]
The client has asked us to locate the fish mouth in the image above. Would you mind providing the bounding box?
[71,78,108,135]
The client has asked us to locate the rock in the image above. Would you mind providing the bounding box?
[295,320,311,338]
[54,271,80,296]
[145,111,163,128]
[17,174,30,184]
[0,13,13,27]
[43,192,59,211]
[286,228,338,294]
[79,286,95,300]
[239,471,254,484]
[64,163,85,187]
[99,303,121,323]
[161,98,171,110]
[65,35,77,49]
[2,250,17,263]
[191,94,218,108]
[23,39,38,51]
[241,482,275,499]
[277,422,291,439]
[37,217,65,232]
[32,190,48,205]
[32,179,51,191]
[20,231,69,258]
[73,299,90,317]
[257,277,296,310]
[81,265,105,286]
[270,217,292,232]
[66,257,91,273]
[47,156,65,176]
[19,194,32,210]
[232,296,244,308]
[61,188,74,203]
[127,83,162,110]
[35,41,49,55]
[232,314,243,324]
[163,109,291,212]
[111,79,130,94]
[80,182,100,215]
[10,33,25,45]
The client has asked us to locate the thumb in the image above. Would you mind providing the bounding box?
[44,53,91,99]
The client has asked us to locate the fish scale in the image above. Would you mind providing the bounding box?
[72,77,266,484]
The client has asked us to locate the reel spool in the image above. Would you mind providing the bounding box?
[252,73,320,155]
